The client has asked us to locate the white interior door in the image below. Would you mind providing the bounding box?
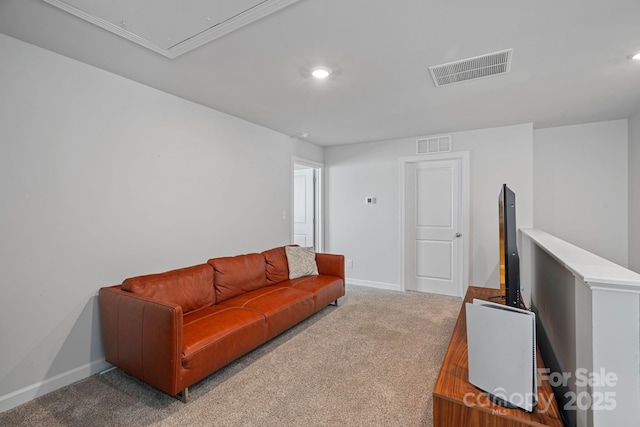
[293,168,314,247]
[405,159,462,296]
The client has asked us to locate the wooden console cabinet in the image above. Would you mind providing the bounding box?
[433,286,564,427]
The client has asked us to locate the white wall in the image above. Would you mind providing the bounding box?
[0,34,314,410]
[291,137,324,164]
[533,120,629,267]
[324,123,533,290]
[629,110,640,273]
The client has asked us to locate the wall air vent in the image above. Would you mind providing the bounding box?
[428,49,513,87]
[417,135,452,154]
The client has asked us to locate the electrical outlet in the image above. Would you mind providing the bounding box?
[346,259,354,268]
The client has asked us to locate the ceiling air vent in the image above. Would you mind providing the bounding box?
[417,135,452,154]
[429,49,513,87]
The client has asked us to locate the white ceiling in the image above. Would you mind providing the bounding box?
[39,0,301,57]
[1,0,640,146]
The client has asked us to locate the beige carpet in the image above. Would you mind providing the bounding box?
[0,285,461,427]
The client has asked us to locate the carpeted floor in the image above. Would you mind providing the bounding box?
[0,285,461,427]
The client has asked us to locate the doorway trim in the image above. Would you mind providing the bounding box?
[399,151,470,296]
[291,157,324,252]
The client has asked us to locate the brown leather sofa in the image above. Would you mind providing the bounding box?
[99,246,345,401]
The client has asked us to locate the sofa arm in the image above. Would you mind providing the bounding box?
[315,253,345,282]
[99,285,184,396]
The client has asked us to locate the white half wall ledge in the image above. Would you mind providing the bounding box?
[521,228,640,292]
[521,227,640,426]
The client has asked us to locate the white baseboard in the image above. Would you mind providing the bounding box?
[0,358,111,414]
[346,278,401,292]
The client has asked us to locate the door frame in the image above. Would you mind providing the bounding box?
[399,151,470,296]
[291,157,324,252]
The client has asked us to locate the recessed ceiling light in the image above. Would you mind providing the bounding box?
[632,52,640,60]
[311,66,332,79]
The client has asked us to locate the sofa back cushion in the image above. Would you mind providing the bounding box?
[208,253,267,303]
[262,246,293,286]
[122,264,215,314]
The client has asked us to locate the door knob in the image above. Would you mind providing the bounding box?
[455,233,462,238]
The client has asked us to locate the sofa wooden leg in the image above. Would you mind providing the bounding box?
[330,300,338,307]
[177,387,189,403]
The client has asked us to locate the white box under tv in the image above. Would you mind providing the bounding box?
[465,298,537,412]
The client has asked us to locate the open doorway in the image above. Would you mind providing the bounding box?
[292,158,323,252]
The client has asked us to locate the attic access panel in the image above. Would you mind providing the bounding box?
[43,0,299,58]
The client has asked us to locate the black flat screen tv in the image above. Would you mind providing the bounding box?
[499,184,521,308]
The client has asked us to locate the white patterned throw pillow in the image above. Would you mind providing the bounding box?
[285,246,319,279]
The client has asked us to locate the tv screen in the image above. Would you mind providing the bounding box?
[499,184,521,308]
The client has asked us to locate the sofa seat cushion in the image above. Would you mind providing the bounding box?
[285,275,345,312]
[182,305,266,372]
[220,286,314,340]
[122,264,215,314]
[208,253,267,303]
